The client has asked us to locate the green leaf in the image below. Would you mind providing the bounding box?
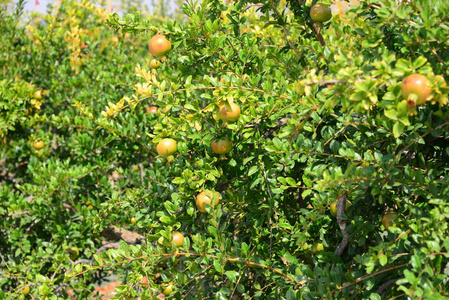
[284,252,298,264]
[369,294,382,300]
[395,58,411,71]
[214,259,223,273]
[403,269,417,285]
[302,175,312,187]
[271,188,283,194]
[272,137,283,149]
[393,121,404,138]
[225,271,238,283]
[362,38,380,48]
[207,226,218,237]
[412,57,428,69]
[379,254,387,266]
[248,166,258,176]
[301,189,312,198]
[159,215,174,224]
[241,243,249,256]
[443,237,449,252]
[285,177,297,186]
[396,100,408,118]
[398,116,410,126]
[286,288,296,300]
[35,274,47,283]
[385,109,398,120]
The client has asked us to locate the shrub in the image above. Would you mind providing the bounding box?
[1,0,449,299]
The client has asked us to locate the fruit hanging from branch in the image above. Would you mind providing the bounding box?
[211,137,232,155]
[196,190,220,213]
[329,200,352,218]
[66,246,79,261]
[311,243,324,254]
[148,34,171,58]
[149,59,161,69]
[219,102,241,122]
[147,106,158,114]
[21,286,30,296]
[402,74,431,105]
[172,232,184,247]
[163,283,174,296]
[33,90,46,100]
[33,140,44,150]
[382,210,398,231]
[156,138,177,158]
[310,4,332,23]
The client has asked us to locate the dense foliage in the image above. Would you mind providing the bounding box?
[1,0,449,299]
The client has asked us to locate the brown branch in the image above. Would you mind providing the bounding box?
[375,276,404,295]
[100,225,144,245]
[67,225,144,273]
[335,192,349,256]
[429,46,447,68]
[95,242,122,256]
[311,22,325,47]
[263,115,292,138]
[71,258,95,266]
[71,243,122,267]
[67,242,122,274]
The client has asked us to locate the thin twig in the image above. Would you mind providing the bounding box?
[269,3,302,59]
[68,251,307,287]
[338,263,409,290]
